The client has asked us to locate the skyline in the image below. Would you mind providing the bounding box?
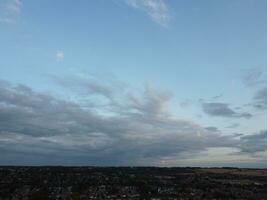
[1,0,267,167]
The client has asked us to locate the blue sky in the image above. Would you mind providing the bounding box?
[1,0,267,167]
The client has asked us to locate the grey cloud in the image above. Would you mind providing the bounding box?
[239,130,267,153]
[253,87,267,109]
[0,79,237,165]
[205,127,219,132]
[202,102,252,119]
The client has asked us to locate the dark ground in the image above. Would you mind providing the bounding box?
[0,166,267,200]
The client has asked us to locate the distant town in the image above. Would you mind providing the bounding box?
[0,166,266,200]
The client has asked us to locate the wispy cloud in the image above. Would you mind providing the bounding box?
[56,51,64,61]
[226,123,240,129]
[121,0,171,27]
[0,0,22,24]
[241,68,267,87]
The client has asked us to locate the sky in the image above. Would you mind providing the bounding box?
[0,0,267,167]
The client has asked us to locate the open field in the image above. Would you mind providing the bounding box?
[198,168,267,177]
[0,166,267,200]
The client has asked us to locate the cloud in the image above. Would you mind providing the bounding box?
[0,78,237,165]
[253,87,267,109]
[121,0,171,27]
[205,127,220,132]
[56,51,64,61]
[202,102,252,119]
[226,123,240,129]
[180,99,192,108]
[239,130,267,153]
[0,0,22,24]
[241,68,267,87]
[212,94,223,100]
[53,74,121,100]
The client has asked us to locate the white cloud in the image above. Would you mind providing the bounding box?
[56,51,64,61]
[0,0,22,24]
[122,0,171,27]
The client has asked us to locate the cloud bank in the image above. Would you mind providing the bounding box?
[0,77,240,166]
[0,75,266,166]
